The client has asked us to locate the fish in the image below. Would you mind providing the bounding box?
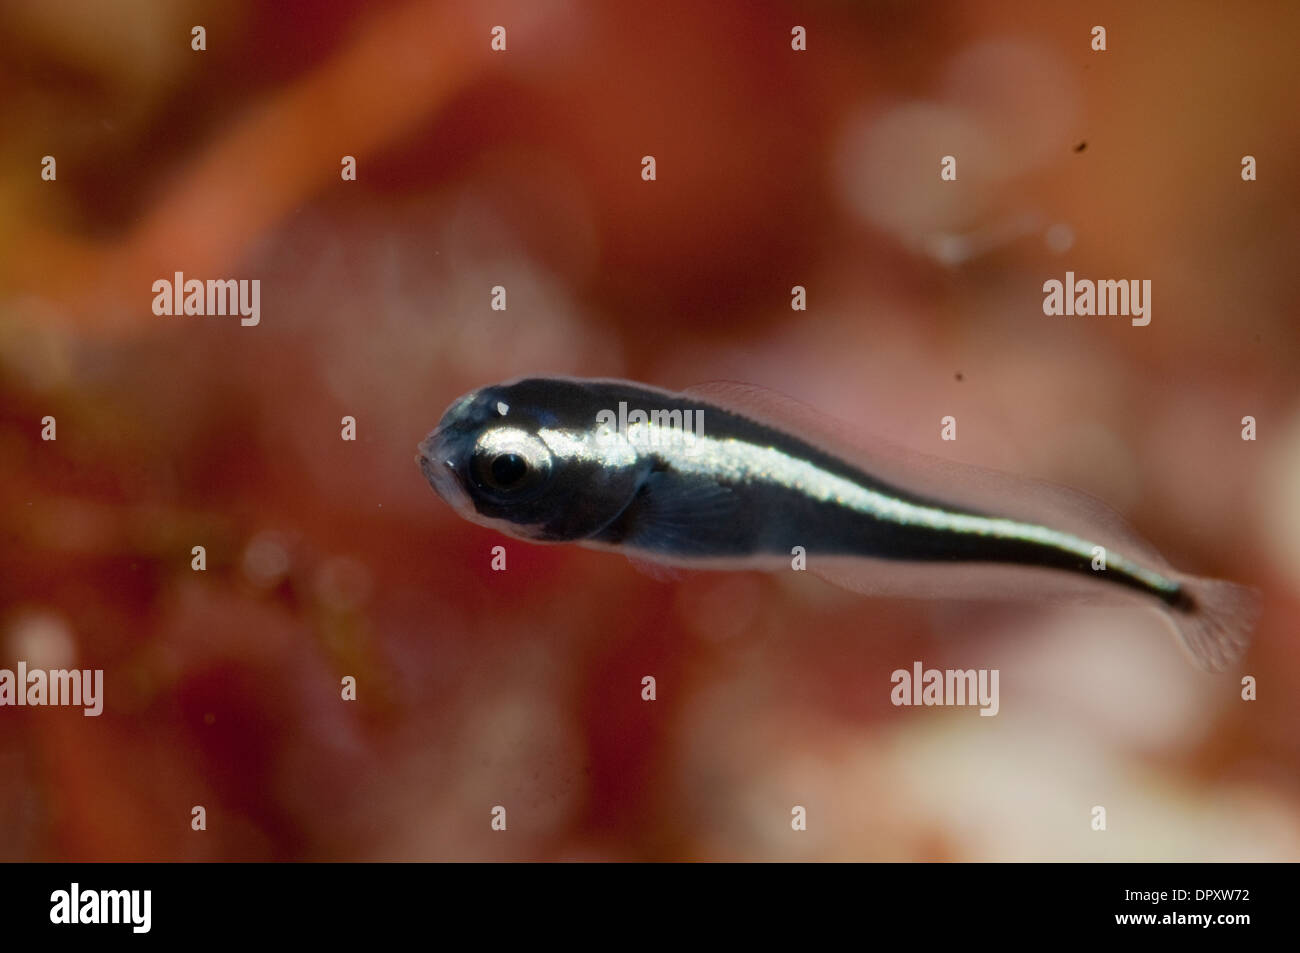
[416,376,1258,671]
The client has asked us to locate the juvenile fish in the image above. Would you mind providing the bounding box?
[417,377,1257,671]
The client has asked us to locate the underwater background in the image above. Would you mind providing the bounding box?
[1,0,1298,860]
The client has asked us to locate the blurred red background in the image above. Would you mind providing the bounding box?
[1,0,1298,860]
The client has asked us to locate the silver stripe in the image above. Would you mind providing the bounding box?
[540,422,1178,594]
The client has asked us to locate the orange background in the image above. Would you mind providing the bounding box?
[1,0,1298,860]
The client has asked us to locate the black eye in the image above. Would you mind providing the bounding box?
[470,429,553,500]
[489,452,528,488]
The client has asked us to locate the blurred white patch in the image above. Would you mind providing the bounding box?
[835,101,1002,243]
[942,39,1082,173]
[5,610,77,669]
[883,722,1300,861]
[314,556,372,612]
[836,38,1081,263]
[925,210,1044,267]
[1259,407,1300,592]
[1007,606,1216,752]
[928,233,972,267]
[0,301,74,392]
[1045,223,1075,254]
[731,753,833,856]
[242,532,290,588]
[667,594,1297,860]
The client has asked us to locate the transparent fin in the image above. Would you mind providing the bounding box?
[613,469,741,556]
[624,554,688,583]
[1164,574,1259,672]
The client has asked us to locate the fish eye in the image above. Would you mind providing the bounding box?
[470,427,553,497]
[485,452,528,489]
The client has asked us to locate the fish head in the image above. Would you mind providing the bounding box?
[418,379,648,542]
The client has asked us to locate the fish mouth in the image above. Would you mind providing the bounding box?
[416,427,473,515]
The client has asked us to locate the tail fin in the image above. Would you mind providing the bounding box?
[1167,575,1260,672]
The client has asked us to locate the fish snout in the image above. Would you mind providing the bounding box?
[416,427,474,514]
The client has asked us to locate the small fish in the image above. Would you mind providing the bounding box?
[417,376,1258,671]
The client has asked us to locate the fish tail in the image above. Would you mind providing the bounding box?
[1164,574,1259,672]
